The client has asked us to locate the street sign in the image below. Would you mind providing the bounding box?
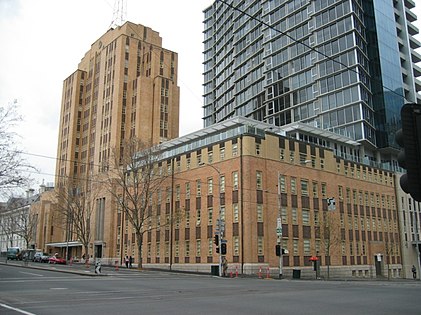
[276,227,282,236]
[327,197,336,210]
[277,218,282,228]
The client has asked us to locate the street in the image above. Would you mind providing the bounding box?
[0,262,420,315]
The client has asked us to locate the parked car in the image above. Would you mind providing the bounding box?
[33,251,48,262]
[7,247,22,260]
[49,254,66,264]
[40,253,51,263]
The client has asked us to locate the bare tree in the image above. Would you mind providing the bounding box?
[55,179,97,261]
[321,210,341,279]
[0,102,35,196]
[0,212,16,248]
[13,210,38,250]
[107,139,171,269]
[384,233,397,280]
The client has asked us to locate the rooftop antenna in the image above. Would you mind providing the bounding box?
[109,0,127,29]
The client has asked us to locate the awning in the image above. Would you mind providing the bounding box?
[46,241,83,248]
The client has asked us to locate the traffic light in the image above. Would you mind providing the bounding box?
[221,243,227,255]
[216,247,220,254]
[396,103,421,201]
[214,234,219,245]
[275,245,281,256]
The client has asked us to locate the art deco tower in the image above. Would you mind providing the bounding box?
[55,22,180,186]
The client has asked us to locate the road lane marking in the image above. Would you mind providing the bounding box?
[0,303,36,315]
[19,271,44,277]
[50,287,68,290]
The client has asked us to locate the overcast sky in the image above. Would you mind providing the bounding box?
[0,0,420,194]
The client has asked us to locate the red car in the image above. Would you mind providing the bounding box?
[48,255,66,264]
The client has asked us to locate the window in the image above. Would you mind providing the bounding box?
[281,207,287,224]
[312,181,318,197]
[321,182,327,198]
[257,204,263,222]
[232,143,238,156]
[186,157,191,170]
[256,143,261,156]
[233,204,239,223]
[280,148,285,160]
[338,185,343,200]
[256,171,263,190]
[197,153,202,166]
[233,171,239,190]
[196,209,201,226]
[185,241,190,257]
[208,151,213,163]
[175,185,180,201]
[208,207,213,225]
[292,208,298,224]
[302,210,310,225]
[196,180,201,196]
[280,175,286,193]
[303,239,311,254]
[220,206,225,220]
[301,180,308,196]
[293,239,299,254]
[220,147,225,160]
[208,239,213,256]
[185,182,190,199]
[291,177,297,194]
[234,236,240,255]
[314,211,319,226]
[220,175,225,193]
[196,240,201,257]
[207,177,213,195]
[257,237,264,255]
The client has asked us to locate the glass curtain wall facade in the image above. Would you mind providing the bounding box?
[203,0,419,152]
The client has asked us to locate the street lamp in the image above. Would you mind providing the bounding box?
[277,159,311,279]
[199,162,224,277]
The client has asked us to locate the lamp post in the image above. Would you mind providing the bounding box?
[277,160,311,279]
[200,162,224,277]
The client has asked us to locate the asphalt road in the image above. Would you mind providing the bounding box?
[1,262,420,315]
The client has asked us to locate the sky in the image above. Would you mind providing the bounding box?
[0,0,421,195]
[0,0,213,192]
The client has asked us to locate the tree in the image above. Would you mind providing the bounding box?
[107,139,171,269]
[13,210,38,250]
[55,178,97,261]
[0,101,35,196]
[321,210,341,279]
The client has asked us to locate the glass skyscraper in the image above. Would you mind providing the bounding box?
[203,0,420,156]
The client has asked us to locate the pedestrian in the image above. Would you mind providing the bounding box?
[125,255,129,268]
[129,256,133,269]
[412,265,417,279]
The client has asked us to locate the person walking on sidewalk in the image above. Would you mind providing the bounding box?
[129,256,133,269]
[125,256,129,268]
[412,265,417,279]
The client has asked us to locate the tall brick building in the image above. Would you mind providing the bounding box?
[55,21,180,187]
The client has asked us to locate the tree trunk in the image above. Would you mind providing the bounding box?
[137,243,143,269]
[84,245,89,265]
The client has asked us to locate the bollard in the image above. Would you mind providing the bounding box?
[258,266,262,279]
[230,271,233,278]
[266,267,270,279]
[235,265,238,278]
